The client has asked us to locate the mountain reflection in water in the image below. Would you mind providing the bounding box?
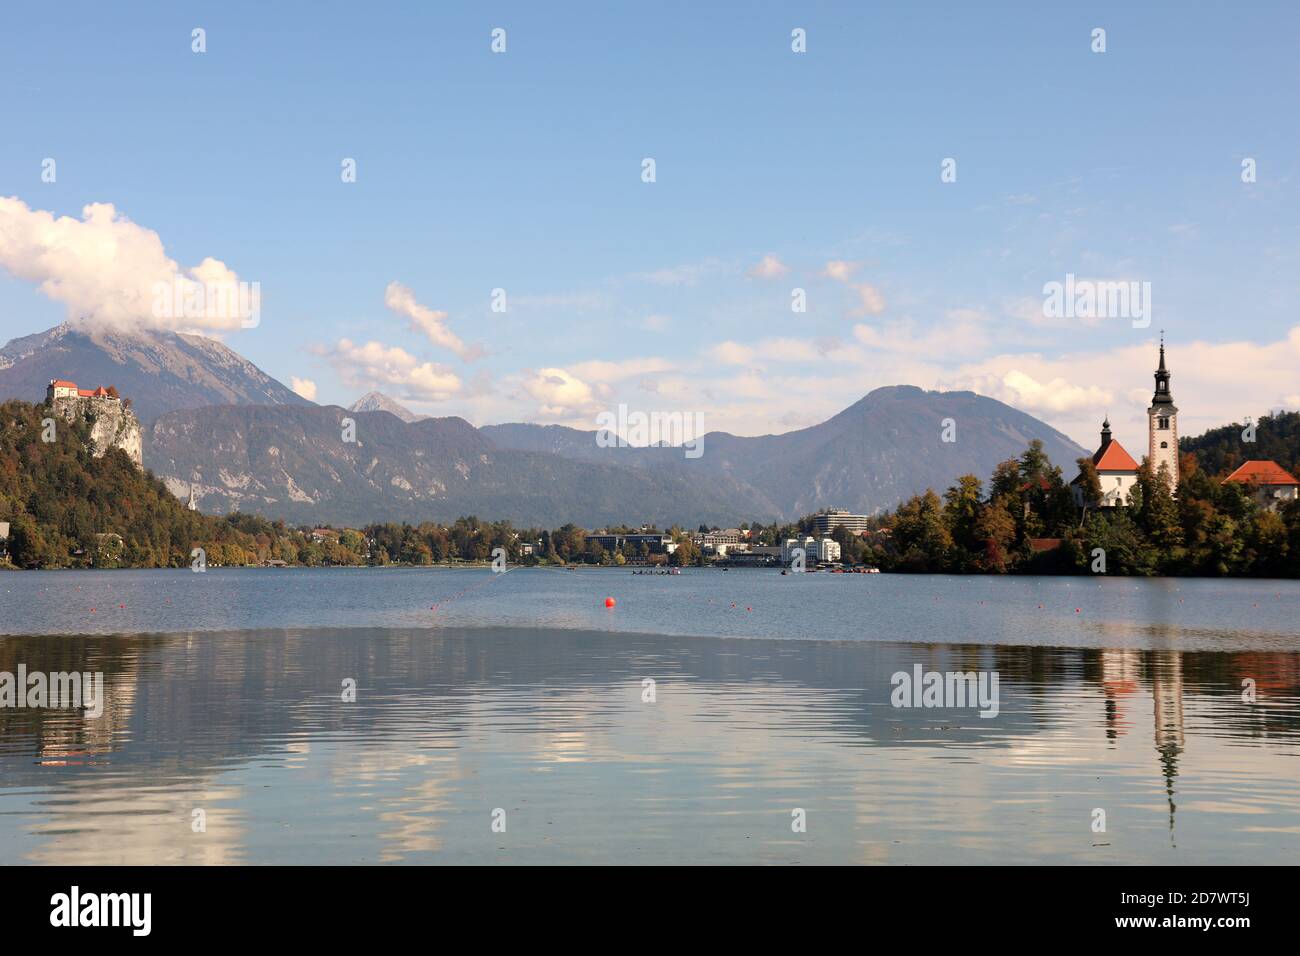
[1,626,1297,864]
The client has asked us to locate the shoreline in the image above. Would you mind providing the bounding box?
[5,561,1300,582]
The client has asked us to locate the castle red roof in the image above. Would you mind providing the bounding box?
[1223,460,1299,486]
[1093,439,1139,472]
[49,379,116,399]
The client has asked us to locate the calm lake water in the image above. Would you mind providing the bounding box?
[1,568,1298,864]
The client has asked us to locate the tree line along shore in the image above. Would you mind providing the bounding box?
[3,398,1299,577]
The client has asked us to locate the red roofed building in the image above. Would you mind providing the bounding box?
[1223,460,1300,511]
[1072,339,1181,509]
[1072,417,1140,508]
[46,379,119,403]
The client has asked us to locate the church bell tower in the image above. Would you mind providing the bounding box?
[1147,333,1179,492]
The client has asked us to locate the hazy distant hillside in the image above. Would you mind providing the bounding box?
[486,386,1088,518]
[0,322,313,422]
[144,404,757,527]
[481,422,613,462]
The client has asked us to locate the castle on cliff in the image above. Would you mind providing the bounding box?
[45,378,143,468]
[47,379,120,403]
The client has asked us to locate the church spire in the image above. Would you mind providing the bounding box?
[1152,331,1173,405]
[1100,415,1112,450]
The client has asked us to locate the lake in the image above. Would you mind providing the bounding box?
[1,568,1298,864]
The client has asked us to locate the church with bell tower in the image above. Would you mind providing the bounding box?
[1147,333,1179,491]
[1072,338,1180,508]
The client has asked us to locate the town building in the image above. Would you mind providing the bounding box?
[781,536,841,564]
[717,550,778,568]
[812,510,870,535]
[1223,460,1300,511]
[584,532,676,555]
[781,537,810,563]
[810,538,842,563]
[691,528,748,556]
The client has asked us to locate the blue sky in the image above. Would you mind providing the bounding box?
[3,1,1299,449]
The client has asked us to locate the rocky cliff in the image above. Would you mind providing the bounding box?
[49,395,143,467]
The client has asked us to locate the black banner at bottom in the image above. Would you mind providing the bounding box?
[0,864,1276,942]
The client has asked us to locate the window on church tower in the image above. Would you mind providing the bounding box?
[1160,441,1168,448]
[1158,417,1169,429]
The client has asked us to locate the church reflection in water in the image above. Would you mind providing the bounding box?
[1102,648,1184,843]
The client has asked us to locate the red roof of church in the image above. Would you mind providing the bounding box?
[1223,460,1300,486]
[51,379,77,388]
[1093,440,1139,472]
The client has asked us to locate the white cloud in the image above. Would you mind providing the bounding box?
[819,259,885,316]
[0,197,257,332]
[384,281,482,361]
[747,254,789,279]
[636,374,694,399]
[852,317,988,358]
[522,367,597,417]
[706,341,756,365]
[820,260,859,281]
[973,369,1111,414]
[328,338,462,401]
[850,282,887,317]
[569,357,673,382]
[948,327,1300,447]
[290,377,318,401]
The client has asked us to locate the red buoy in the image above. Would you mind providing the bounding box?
[605,597,616,608]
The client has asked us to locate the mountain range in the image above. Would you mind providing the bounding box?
[1,323,1087,526]
[483,386,1086,519]
[0,322,310,422]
